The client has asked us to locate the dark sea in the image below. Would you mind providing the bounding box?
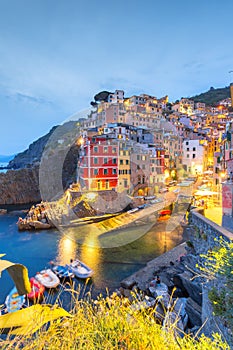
[0,211,187,310]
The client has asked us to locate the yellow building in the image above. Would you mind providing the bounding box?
[118,141,132,193]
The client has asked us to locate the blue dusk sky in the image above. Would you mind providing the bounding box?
[0,0,233,155]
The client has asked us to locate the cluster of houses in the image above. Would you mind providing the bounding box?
[75,89,233,197]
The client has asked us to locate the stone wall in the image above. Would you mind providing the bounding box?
[188,209,233,347]
[188,209,233,255]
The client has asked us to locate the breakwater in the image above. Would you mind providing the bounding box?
[118,209,233,346]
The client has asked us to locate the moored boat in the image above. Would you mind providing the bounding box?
[68,259,93,279]
[35,269,60,288]
[51,264,74,279]
[157,214,171,222]
[157,209,172,221]
[159,209,172,216]
[27,277,45,300]
[5,287,25,313]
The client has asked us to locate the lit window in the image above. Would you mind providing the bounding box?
[104,146,108,153]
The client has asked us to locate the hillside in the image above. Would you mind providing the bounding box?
[8,121,78,169]
[0,121,81,205]
[189,86,230,105]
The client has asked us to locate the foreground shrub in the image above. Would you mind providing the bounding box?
[0,293,229,350]
[198,237,233,328]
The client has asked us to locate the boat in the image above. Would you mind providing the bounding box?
[68,259,93,279]
[5,287,25,313]
[157,214,170,222]
[159,209,172,216]
[157,209,171,222]
[27,277,45,300]
[127,208,139,214]
[51,264,74,279]
[35,269,60,288]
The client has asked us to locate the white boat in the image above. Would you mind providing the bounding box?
[127,208,139,214]
[35,269,60,288]
[68,260,93,279]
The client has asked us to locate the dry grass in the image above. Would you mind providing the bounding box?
[0,288,230,350]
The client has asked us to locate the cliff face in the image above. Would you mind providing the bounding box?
[0,167,41,205]
[8,126,58,169]
[1,121,80,205]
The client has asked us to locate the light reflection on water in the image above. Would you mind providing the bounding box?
[57,234,77,265]
[0,213,187,305]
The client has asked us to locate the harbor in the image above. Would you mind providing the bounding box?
[0,210,187,309]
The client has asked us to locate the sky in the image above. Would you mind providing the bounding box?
[0,0,233,155]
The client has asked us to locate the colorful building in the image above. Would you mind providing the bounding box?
[78,137,119,191]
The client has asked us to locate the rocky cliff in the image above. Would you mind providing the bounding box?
[1,121,80,205]
[8,126,58,169]
[0,167,41,205]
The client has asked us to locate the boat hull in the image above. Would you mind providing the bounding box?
[52,265,74,279]
[35,269,60,288]
[5,287,25,313]
[68,260,93,279]
[27,277,45,300]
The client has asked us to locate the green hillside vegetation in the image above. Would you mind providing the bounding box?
[189,86,230,106]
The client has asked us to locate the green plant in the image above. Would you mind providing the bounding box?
[202,234,207,241]
[208,287,227,316]
[186,240,194,248]
[198,238,233,328]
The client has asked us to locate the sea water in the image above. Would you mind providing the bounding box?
[0,212,187,309]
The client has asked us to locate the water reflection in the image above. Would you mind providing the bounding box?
[57,233,77,264]
[81,233,102,282]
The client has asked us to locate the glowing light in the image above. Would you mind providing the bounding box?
[171,170,176,178]
[77,137,84,146]
[57,235,77,265]
[164,170,170,179]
